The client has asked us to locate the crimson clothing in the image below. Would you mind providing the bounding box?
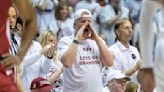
[0,0,11,55]
[0,0,19,92]
[0,69,18,92]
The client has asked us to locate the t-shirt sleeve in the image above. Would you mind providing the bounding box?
[57,37,72,62]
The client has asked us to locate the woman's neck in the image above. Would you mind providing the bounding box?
[119,40,129,48]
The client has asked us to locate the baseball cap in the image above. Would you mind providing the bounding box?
[30,77,53,92]
[105,70,130,85]
[74,9,92,21]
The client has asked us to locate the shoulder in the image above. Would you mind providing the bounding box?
[108,43,118,51]
[122,6,129,12]
[32,40,42,48]
[66,18,74,24]
[58,36,74,46]
[104,4,112,9]
[130,45,139,51]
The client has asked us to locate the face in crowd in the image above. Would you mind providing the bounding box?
[108,78,127,92]
[46,33,57,45]
[115,20,133,42]
[74,11,93,39]
[8,6,17,29]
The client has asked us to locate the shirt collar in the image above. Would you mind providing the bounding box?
[116,41,132,52]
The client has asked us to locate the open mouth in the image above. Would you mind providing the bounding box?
[84,28,89,32]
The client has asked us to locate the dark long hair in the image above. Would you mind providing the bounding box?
[55,2,69,20]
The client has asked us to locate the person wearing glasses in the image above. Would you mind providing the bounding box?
[103,70,130,92]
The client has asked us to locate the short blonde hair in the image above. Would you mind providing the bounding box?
[38,31,57,48]
[114,18,130,31]
[38,31,58,63]
[114,18,131,40]
[125,81,138,92]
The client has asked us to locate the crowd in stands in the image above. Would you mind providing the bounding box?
[5,0,162,92]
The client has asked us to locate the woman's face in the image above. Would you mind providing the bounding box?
[8,7,17,29]
[116,20,132,42]
[60,6,69,20]
[47,34,57,46]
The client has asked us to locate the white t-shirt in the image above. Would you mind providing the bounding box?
[58,36,103,92]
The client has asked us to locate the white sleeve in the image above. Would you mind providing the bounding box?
[139,0,160,68]
[23,41,43,68]
[57,37,72,62]
[40,57,56,75]
[23,52,42,68]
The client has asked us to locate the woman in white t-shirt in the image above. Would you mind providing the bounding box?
[108,19,141,79]
[49,2,75,40]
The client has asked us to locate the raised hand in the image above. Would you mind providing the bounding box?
[1,53,22,69]
[41,44,55,58]
[47,44,55,59]
[88,23,99,41]
[75,23,87,41]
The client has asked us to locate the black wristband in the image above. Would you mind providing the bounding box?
[73,40,79,44]
[47,55,53,59]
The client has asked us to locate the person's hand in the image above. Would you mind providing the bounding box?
[88,23,99,41]
[47,44,55,58]
[75,22,99,42]
[1,53,22,69]
[134,60,143,71]
[40,44,52,56]
[75,23,87,42]
[41,44,55,57]
[137,68,155,92]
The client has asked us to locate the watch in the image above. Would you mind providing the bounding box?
[73,39,79,44]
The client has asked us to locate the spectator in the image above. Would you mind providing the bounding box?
[75,0,101,33]
[125,81,139,92]
[8,5,25,92]
[39,31,63,91]
[39,31,62,67]
[49,3,75,40]
[99,0,129,46]
[7,5,55,92]
[21,32,56,92]
[30,77,54,92]
[108,19,141,81]
[103,70,130,92]
[58,9,114,92]
[32,0,58,34]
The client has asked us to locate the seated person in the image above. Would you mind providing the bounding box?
[30,77,54,92]
[103,70,130,92]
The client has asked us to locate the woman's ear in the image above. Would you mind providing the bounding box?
[115,29,120,38]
